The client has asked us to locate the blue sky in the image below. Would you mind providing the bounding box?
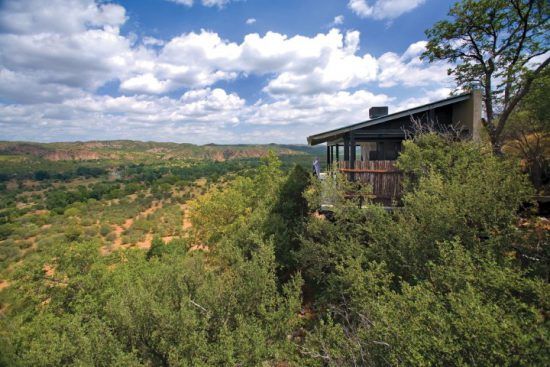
[0,0,459,144]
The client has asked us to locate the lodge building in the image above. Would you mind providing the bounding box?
[306,90,482,205]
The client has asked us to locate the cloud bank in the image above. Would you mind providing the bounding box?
[0,0,451,144]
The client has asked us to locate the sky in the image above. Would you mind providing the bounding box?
[0,0,460,144]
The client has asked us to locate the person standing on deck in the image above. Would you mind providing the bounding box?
[312,157,321,178]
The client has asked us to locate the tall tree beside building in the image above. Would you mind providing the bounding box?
[423,0,549,154]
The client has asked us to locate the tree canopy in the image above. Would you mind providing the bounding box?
[423,0,549,153]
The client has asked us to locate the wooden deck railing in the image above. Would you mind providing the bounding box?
[336,160,403,205]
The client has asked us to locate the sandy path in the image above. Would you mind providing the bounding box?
[181,204,192,231]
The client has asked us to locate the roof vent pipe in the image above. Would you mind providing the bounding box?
[369,106,389,119]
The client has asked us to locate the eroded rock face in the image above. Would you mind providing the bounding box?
[44,150,101,161]
[0,143,50,157]
[0,142,103,161]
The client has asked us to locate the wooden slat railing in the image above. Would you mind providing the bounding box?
[336,160,403,205]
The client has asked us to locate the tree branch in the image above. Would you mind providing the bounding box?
[496,56,550,138]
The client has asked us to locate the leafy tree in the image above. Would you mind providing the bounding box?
[504,67,550,189]
[33,170,50,181]
[146,235,165,260]
[302,241,550,366]
[265,164,310,273]
[188,151,284,248]
[423,0,550,153]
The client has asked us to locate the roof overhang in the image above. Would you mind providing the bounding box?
[307,92,472,146]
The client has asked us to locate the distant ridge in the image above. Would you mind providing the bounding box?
[0,140,322,162]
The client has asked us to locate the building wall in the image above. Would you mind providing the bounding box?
[452,90,482,140]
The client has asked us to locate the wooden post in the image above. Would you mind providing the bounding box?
[428,108,435,127]
[335,144,339,163]
[343,136,350,180]
[350,132,356,181]
[326,145,330,170]
[343,137,349,161]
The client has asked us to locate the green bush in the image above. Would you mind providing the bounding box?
[64,226,83,242]
[64,207,81,218]
[0,224,14,240]
[297,135,546,366]
[0,241,20,266]
[99,224,111,237]
[17,240,34,250]
[105,232,117,242]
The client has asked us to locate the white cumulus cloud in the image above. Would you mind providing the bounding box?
[348,0,426,20]
[0,0,454,143]
[166,0,232,8]
[331,15,345,26]
[0,0,126,34]
[377,40,451,88]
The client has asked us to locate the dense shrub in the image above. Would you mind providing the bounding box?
[33,170,50,181]
[298,135,547,366]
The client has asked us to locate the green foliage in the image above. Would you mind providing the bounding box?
[0,153,309,366]
[0,139,547,366]
[297,135,547,365]
[64,225,83,242]
[505,67,550,189]
[303,241,549,366]
[265,164,310,272]
[382,134,534,280]
[188,151,285,249]
[33,170,50,181]
[423,0,550,150]
[146,235,165,260]
[99,224,111,237]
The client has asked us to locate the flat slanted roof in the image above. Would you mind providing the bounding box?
[307,92,472,146]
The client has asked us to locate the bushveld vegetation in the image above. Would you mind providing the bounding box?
[0,135,547,366]
[0,0,547,364]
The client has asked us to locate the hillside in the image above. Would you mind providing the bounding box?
[0,141,325,182]
[0,140,323,162]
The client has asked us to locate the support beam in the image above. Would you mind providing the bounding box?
[326,145,330,170]
[343,136,349,161]
[335,144,339,163]
[343,137,350,179]
[428,108,435,123]
[350,132,356,181]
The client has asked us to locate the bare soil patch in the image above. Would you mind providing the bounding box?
[0,279,9,291]
[101,201,164,254]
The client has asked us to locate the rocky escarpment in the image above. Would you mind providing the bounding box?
[43,150,102,161]
[0,142,104,161]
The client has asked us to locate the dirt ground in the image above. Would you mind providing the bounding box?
[100,200,192,255]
